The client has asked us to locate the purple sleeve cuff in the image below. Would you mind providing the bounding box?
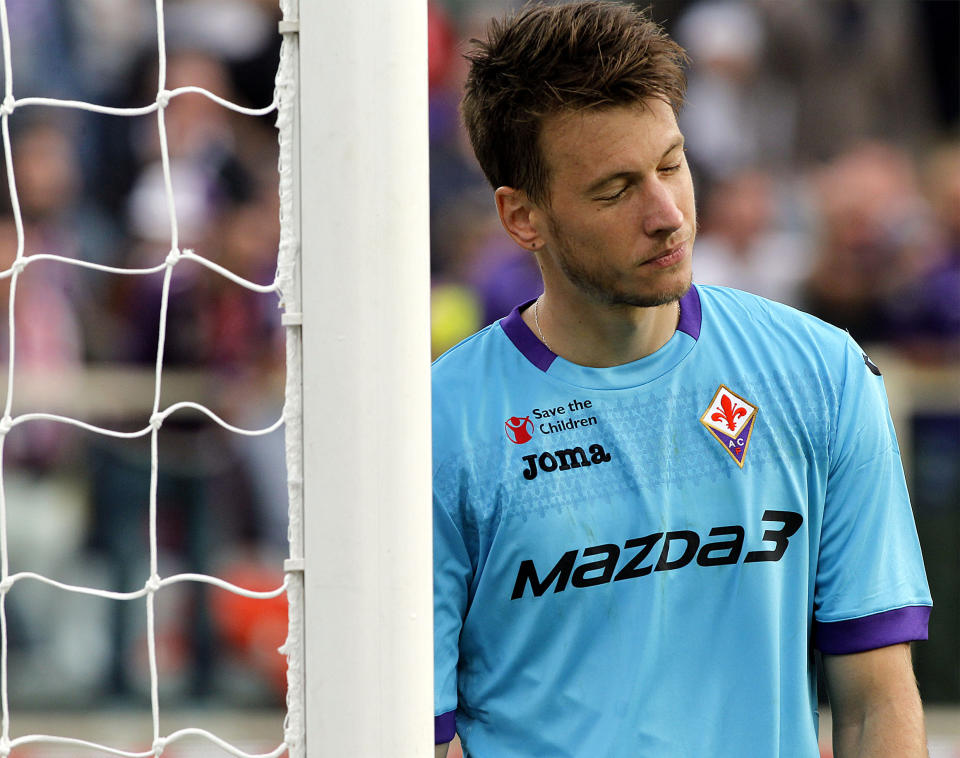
[815,605,931,654]
[435,710,456,744]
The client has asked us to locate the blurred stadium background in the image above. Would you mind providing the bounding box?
[0,0,955,755]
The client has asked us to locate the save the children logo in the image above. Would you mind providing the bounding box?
[505,416,534,444]
[700,385,758,468]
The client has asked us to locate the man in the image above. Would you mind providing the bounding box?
[432,3,932,756]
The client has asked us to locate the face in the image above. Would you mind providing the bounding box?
[532,99,695,308]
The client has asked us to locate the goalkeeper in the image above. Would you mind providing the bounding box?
[432,2,932,757]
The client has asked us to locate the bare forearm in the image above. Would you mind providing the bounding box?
[825,643,928,758]
[832,696,927,758]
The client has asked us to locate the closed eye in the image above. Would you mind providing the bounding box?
[597,185,630,202]
[659,163,682,175]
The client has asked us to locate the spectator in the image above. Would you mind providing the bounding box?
[692,168,811,306]
[802,141,938,344]
[883,142,960,361]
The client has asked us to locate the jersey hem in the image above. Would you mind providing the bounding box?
[435,710,456,744]
[814,604,931,654]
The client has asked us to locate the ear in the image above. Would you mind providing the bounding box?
[495,186,545,251]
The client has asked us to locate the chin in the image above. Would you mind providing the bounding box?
[560,254,693,309]
[613,271,692,308]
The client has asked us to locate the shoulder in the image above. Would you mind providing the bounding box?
[431,320,516,442]
[697,285,839,335]
[432,321,503,387]
[696,287,884,445]
[696,284,855,363]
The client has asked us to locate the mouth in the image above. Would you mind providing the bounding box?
[641,241,688,268]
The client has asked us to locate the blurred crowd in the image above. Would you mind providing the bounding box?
[0,0,956,712]
[1,0,288,709]
[429,0,960,363]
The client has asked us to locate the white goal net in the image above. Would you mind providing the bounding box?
[0,0,432,753]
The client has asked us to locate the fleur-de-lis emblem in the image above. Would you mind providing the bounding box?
[711,394,747,431]
[701,385,758,468]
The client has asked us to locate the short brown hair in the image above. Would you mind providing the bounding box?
[462,1,688,205]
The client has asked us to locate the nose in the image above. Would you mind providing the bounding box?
[642,179,684,237]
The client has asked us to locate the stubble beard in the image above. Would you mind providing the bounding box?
[551,225,692,309]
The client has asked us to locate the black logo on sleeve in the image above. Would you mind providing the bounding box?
[521,443,611,480]
[511,510,803,599]
[862,352,881,376]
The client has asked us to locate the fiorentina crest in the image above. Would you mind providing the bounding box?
[700,386,758,468]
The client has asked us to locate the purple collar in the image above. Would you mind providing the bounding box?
[500,284,702,372]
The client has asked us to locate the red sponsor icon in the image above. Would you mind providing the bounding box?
[504,416,534,444]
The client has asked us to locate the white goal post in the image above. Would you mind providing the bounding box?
[294,0,433,755]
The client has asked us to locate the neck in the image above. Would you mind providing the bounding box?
[525,290,681,368]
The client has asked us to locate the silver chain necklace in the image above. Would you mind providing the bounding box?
[533,296,681,354]
[534,296,550,352]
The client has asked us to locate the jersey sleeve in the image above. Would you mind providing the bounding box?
[433,453,472,743]
[813,336,932,654]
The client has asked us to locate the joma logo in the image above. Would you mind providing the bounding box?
[511,510,803,599]
[521,443,611,480]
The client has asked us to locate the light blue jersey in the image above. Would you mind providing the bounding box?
[433,285,931,757]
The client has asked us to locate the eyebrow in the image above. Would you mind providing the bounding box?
[584,136,685,195]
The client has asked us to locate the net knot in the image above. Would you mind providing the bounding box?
[165,248,181,268]
[144,574,162,594]
[0,96,14,117]
[152,737,166,756]
[0,416,13,436]
[283,730,300,751]
[156,89,172,109]
[0,577,13,595]
[0,735,10,758]
[149,412,165,431]
[10,258,27,276]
